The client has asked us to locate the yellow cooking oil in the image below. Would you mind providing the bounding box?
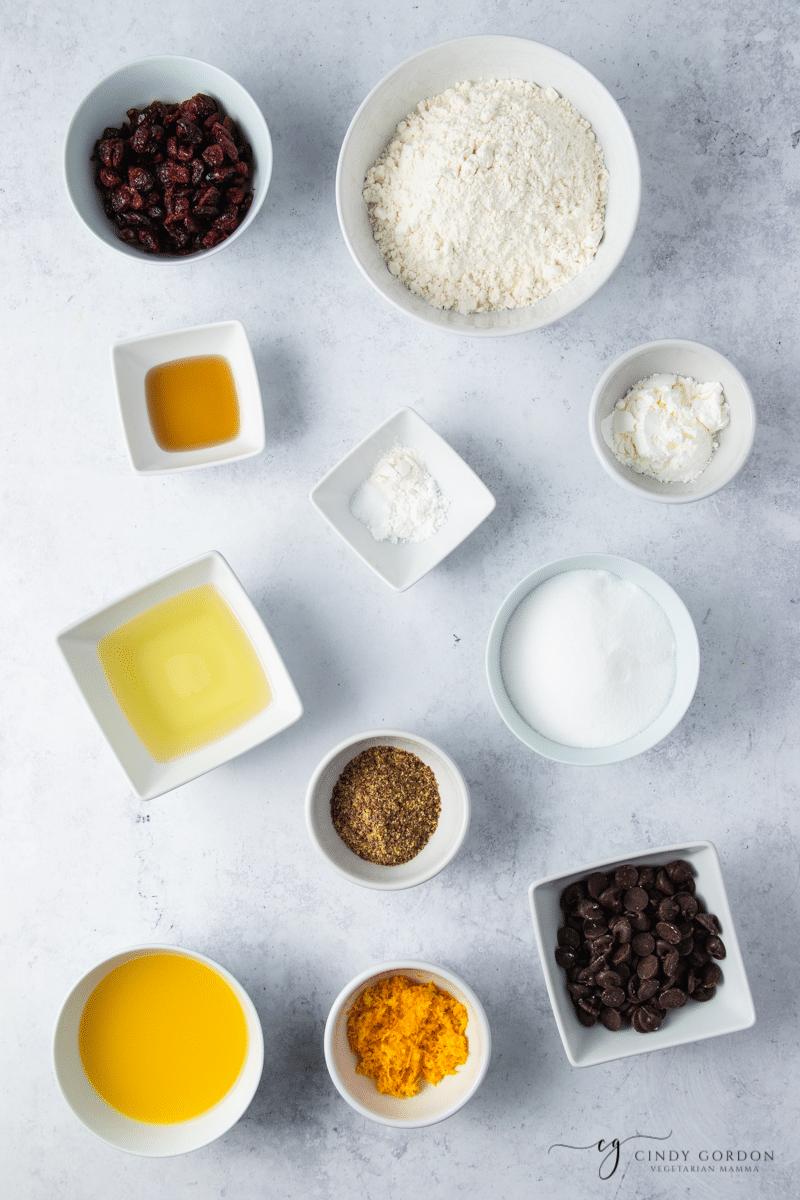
[79,952,248,1123]
[145,355,240,451]
[97,585,271,761]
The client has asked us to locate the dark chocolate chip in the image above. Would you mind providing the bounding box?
[656,869,675,895]
[631,933,655,957]
[587,872,608,899]
[624,886,648,912]
[706,936,727,960]
[601,1006,622,1030]
[655,921,682,945]
[659,987,687,1010]
[637,954,659,980]
[557,926,580,948]
[615,865,639,888]
[632,1005,663,1033]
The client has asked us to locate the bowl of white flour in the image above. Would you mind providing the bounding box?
[336,36,640,336]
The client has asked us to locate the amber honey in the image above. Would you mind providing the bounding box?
[145,355,240,451]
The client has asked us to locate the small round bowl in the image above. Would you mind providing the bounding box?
[486,554,700,766]
[64,56,272,262]
[589,339,756,502]
[305,729,470,889]
[324,960,491,1126]
[336,35,640,337]
[52,944,264,1156]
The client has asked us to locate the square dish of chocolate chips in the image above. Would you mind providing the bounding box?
[555,859,726,1034]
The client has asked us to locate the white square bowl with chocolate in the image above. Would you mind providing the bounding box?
[528,842,755,1067]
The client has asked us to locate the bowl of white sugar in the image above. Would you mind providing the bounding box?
[486,555,699,765]
[336,36,640,337]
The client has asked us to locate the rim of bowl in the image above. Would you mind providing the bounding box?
[63,55,272,264]
[588,339,757,503]
[52,942,265,1156]
[323,958,492,1126]
[486,553,700,765]
[335,34,641,337]
[305,729,471,890]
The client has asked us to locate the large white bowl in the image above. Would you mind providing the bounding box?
[52,944,264,1155]
[324,960,491,1126]
[486,554,699,765]
[336,35,640,336]
[64,56,272,262]
[528,842,755,1067]
[589,339,757,502]
[56,551,303,800]
[305,729,470,889]
[310,406,495,591]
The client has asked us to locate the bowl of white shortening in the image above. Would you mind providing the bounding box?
[589,340,757,502]
[486,554,699,765]
[336,35,640,337]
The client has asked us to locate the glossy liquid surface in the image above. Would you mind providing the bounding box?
[79,953,248,1124]
[97,585,271,761]
[145,355,240,451]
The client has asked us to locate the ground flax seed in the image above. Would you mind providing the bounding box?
[330,746,441,865]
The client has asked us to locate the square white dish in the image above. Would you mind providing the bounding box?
[309,407,495,592]
[56,551,303,800]
[111,320,265,473]
[528,841,755,1067]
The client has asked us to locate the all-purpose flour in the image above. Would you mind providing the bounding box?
[364,79,608,314]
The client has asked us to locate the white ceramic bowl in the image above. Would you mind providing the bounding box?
[589,339,757,502]
[53,944,264,1155]
[64,56,272,262]
[336,35,640,336]
[324,960,491,1125]
[305,730,470,890]
[56,551,303,800]
[486,554,699,765]
[310,407,495,591]
[529,842,755,1068]
[111,320,265,473]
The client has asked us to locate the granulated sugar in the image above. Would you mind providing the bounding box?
[351,443,449,544]
[501,569,675,748]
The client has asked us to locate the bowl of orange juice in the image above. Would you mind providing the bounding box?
[52,944,264,1155]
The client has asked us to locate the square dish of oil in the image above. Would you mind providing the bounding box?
[111,321,265,474]
[57,552,303,800]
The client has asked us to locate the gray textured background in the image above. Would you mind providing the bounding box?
[3,0,799,1196]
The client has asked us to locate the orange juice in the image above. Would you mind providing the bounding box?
[79,953,248,1123]
[145,355,239,451]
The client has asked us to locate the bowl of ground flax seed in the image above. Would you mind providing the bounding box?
[304,729,470,890]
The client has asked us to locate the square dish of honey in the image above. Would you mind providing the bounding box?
[111,320,265,473]
[57,551,303,800]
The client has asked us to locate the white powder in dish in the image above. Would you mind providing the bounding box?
[501,570,676,748]
[351,443,449,544]
[363,79,608,314]
[601,374,730,483]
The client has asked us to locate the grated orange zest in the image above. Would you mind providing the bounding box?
[346,974,469,1098]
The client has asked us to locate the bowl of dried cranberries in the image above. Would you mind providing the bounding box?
[64,56,272,261]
